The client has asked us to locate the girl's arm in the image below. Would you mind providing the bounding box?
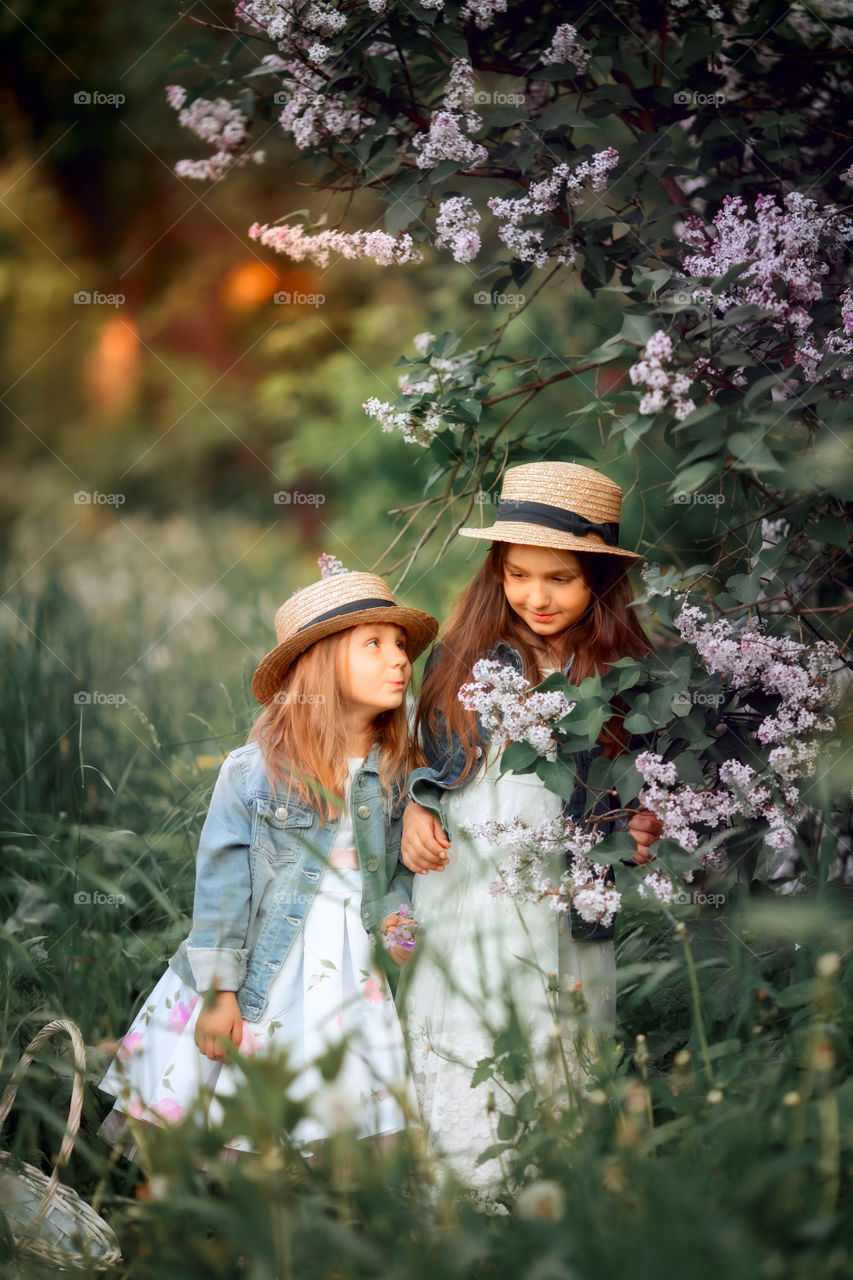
[185,752,253,995]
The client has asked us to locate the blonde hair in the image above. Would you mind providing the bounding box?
[247,628,422,822]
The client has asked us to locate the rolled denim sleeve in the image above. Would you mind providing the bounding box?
[185,752,252,992]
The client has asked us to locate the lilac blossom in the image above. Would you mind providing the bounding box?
[362,396,445,447]
[412,59,488,171]
[636,870,676,904]
[540,23,590,71]
[677,191,853,382]
[434,196,482,263]
[487,149,620,269]
[458,659,575,757]
[248,221,423,268]
[628,330,696,420]
[167,89,266,181]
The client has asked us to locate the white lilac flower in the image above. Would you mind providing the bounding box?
[540,23,590,71]
[434,195,482,263]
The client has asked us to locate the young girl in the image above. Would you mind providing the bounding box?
[397,462,660,1193]
[98,565,439,1157]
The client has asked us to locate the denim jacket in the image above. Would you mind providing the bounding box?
[408,639,631,943]
[169,740,412,1019]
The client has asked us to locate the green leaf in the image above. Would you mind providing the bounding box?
[499,741,540,774]
[535,755,578,801]
[497,1111,518,1140]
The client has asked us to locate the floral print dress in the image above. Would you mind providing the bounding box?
[98,759,418,1153]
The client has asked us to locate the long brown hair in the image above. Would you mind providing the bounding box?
[247,628,423,822]
[415,541,652,787]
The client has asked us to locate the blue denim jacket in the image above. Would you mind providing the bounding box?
[408,639,630,942]
[168,740,412,1019]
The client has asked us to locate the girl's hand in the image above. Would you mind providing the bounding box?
[381,913,415,966]
[628,808,663,865]
[195,990,243,1062]
[401,800,450,874]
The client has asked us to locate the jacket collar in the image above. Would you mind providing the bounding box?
[489,637,574,679]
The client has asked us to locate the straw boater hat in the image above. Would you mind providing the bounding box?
[459,461,644,560]
[252,568,439,705]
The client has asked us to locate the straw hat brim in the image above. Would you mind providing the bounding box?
[252,605,439,705]
[458,522,645,559]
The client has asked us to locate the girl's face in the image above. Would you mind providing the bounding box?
[502,544,592,641]
[340,622,412,715]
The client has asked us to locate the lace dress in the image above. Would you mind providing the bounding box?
[400,669,616,1195]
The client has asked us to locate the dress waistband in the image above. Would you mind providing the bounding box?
[329,848,359,869]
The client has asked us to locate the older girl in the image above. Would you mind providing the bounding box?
[398,462,659,1193]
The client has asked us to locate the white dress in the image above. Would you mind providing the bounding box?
[401,669,617,1193]
[98,758,419,1154]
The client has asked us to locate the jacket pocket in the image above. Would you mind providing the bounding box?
[250,795,312,865]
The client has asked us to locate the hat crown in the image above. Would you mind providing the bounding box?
[499,462,623,525]
[274,571,396,645]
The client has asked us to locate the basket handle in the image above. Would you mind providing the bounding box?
[0,1019,87,1230]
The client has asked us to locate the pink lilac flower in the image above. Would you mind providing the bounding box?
[677,191,853,382]
[249,221,423,268]
[318,552,347,577]
[628,330,696,420]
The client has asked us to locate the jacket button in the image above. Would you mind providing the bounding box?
[366,858,378,872]
[275,805,287,820]
[357,804,370,819]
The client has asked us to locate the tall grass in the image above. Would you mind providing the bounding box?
[1,580,851,1279]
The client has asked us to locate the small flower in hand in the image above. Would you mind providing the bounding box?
[381,905,419,966]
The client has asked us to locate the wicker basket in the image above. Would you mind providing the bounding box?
[0,1019,122,1272]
